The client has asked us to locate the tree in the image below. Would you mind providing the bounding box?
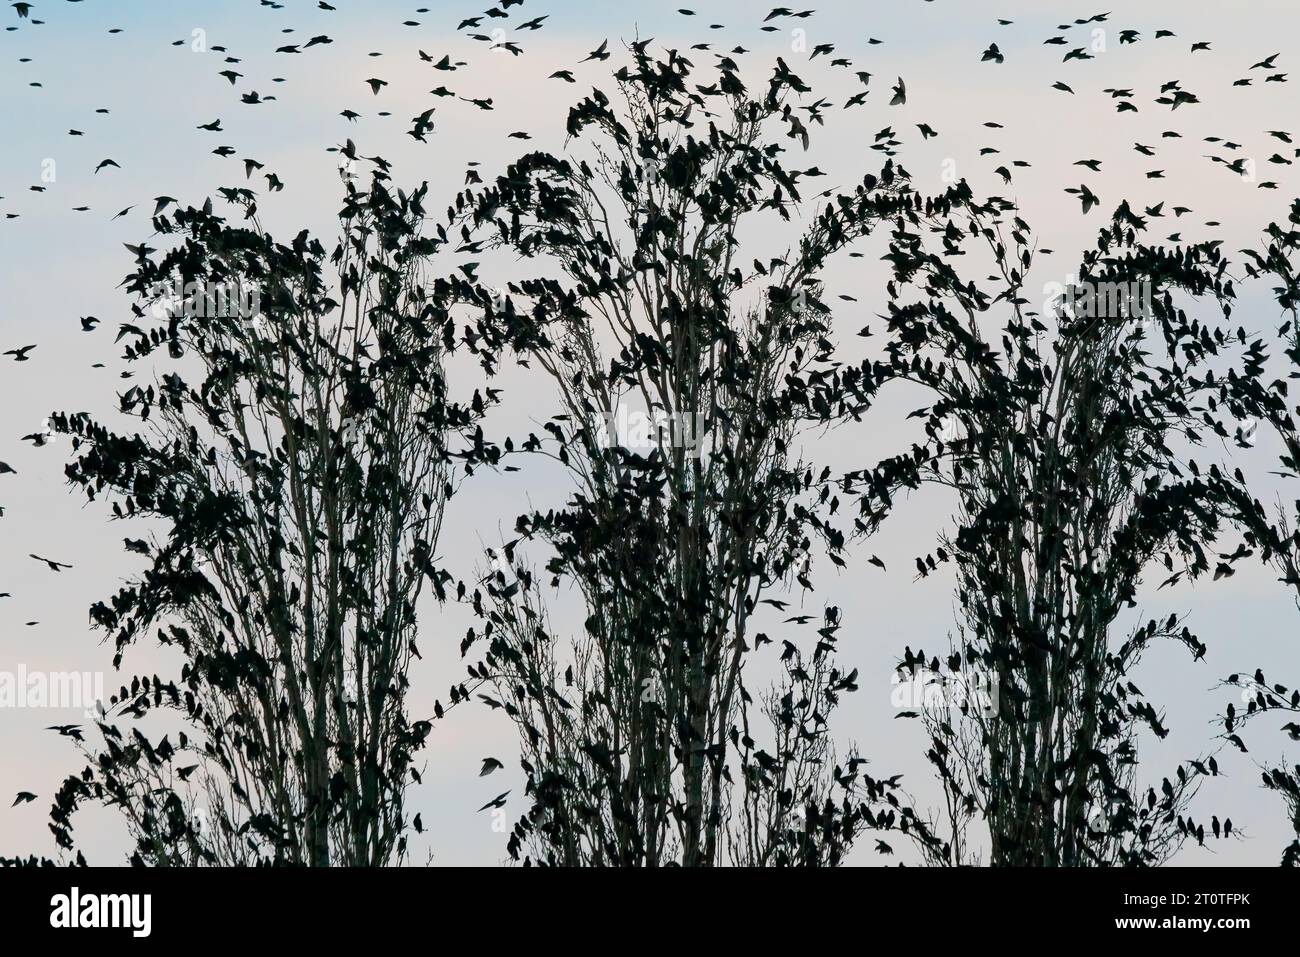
[1216,199,1300,865]
[447,46,943,865]
[850,197,1260,864]
[42,169,485,865]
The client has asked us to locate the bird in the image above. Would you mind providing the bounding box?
[478,791,509,811]
[30,554,72,572]
[480,757,504,776]
[1065,183,1099,214]
[3,344,36,361]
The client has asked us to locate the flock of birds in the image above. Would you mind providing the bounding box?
[0,4,1293,228]
[2,2,1298,846]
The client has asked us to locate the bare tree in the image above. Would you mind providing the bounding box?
[448,46,940,865]
[1216,200,1300,865]
[44,170,485,865]
[851,199,1258,864]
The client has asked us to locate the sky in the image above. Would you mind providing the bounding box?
[2,0,1300,866]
